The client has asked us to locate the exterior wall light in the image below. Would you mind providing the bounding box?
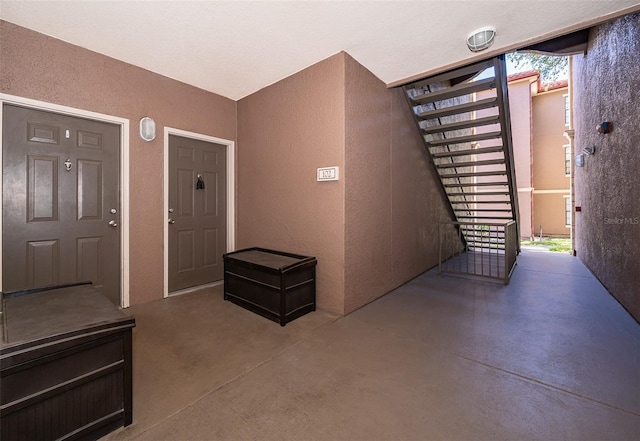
[575,147,595,167]
[582,146,595,156]
[466,27,496,52]
[139,117,156,142]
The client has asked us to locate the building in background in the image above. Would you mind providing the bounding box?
[475,70,570,240]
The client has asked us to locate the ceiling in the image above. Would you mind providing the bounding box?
[2,1,639,101]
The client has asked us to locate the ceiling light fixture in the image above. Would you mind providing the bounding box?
[466,26,496,52]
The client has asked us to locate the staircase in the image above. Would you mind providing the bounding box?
[402,56,520,281]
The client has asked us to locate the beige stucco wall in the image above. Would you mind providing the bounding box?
[507,79,535,238]
[532,88,570,237]
[532,194,569,237]
[532,90,570,190]
[0,20,237,305]
[236,53,346,314]
[573,12,640,322]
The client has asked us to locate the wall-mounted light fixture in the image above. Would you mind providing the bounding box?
[139,117,156,142]
[582,146,595,156]
[466,27,496,52]
[575,146,595,168]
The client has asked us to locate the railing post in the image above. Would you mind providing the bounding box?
[438,222,443,275]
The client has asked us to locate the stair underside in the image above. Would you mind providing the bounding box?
[403,56,519,252]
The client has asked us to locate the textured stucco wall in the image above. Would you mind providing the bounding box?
[344,55,394,313]
[573,12,640,321]
[344,54,455,314]
[237,53,346,314]
[238,53,454,315]
[0,21,237,305]
[390,84,454,286]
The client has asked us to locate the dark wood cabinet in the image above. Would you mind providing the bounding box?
[1,283,135,441]
[224,248,317,326]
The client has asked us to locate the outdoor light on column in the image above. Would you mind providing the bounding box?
[139,117,156,141]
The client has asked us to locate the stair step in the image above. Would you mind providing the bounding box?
[447,191,510,197]
[450,200,511,204]
[417,97,498,121]
[440,170,507,179]
[444,181,509,188]
[454,208,513,212]
[409,59,494,90]
[436,158,504,169]
[457,215,514,220]
[412,77,496,105]
[427,144,503,158]
[422,115,501,135]
[428,132,502,149]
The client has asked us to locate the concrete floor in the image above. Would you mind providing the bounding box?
[103,250,640,441]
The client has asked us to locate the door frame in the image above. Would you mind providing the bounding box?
[0,93,131,307]
[163,127,235,298]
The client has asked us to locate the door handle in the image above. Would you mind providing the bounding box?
[108,220,118,227]
[168,218,175,224]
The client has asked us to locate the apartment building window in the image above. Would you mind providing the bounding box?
[564,196,572,226]
[564,145,571,176]
[564,94,570,126]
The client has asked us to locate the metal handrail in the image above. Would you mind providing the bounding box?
[439,221,518,284]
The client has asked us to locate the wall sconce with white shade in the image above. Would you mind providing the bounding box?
[139,117,156,141]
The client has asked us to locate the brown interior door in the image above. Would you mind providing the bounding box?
[168,135,227,292]
[2,104,121,304]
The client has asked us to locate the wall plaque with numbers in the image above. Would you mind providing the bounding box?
[317,166,339,181]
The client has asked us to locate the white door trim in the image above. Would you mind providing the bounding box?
[0,93,131,308]
[163,127,235,298]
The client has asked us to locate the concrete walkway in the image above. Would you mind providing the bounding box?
[104,250,640,441]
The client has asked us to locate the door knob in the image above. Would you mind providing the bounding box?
[168,218,175,224]
[108,220,118,227]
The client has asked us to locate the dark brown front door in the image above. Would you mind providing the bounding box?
[2,104,121,304]
[168,135,227,292]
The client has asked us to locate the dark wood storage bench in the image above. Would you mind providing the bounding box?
[224,248,317,326]
[0,283,135,441]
